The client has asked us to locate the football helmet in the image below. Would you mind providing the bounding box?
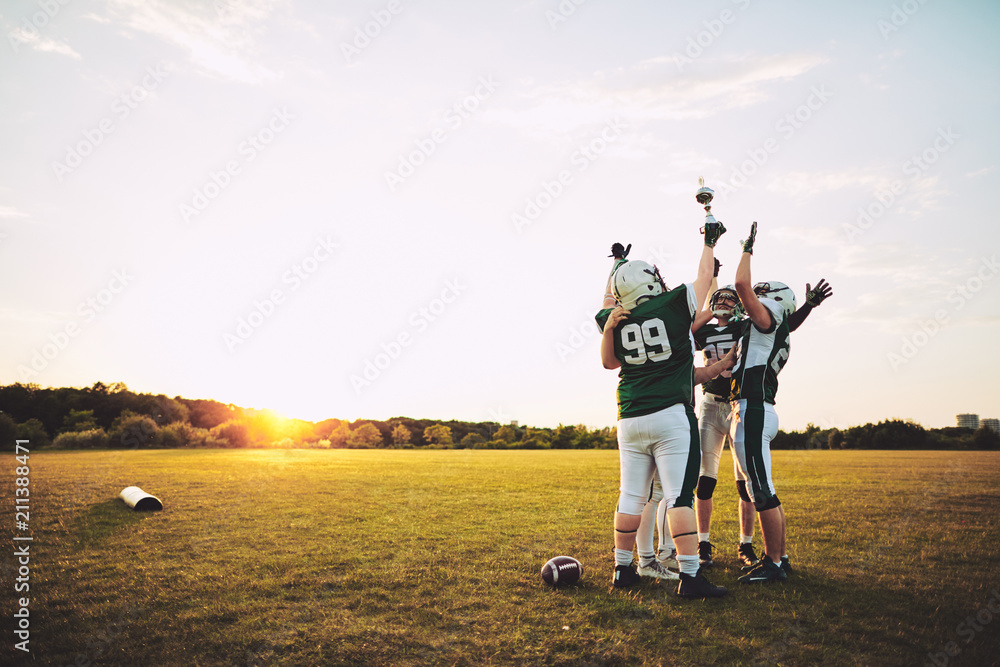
[612,260,667,310]
[753,281,796,317]
[710,285,743,320]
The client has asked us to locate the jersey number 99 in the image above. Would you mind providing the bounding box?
[620,318,673,365]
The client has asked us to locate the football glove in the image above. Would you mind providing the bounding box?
[609,243,632,260]
[806,279,833,307]
[702,221,726,248]
[741,221,757,255]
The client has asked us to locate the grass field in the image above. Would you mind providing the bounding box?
[2,448,999,666]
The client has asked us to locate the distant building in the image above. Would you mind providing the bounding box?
[956,414,980,429]
[982,418,1000,434]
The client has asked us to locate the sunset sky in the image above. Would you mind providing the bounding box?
[2,0,998,431]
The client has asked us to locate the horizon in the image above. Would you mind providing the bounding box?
[2,1,998,432]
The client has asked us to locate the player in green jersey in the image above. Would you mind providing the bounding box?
[689,276,832,571]
[729,221,796,584]
[595,229,731,599]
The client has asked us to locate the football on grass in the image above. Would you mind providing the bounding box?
[541,556,583,586]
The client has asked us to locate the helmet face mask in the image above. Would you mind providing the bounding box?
[710,286,743,320]
[612,261,667,310]
[753,281,796,317]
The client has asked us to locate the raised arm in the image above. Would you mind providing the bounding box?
[694,222,725,312]
[788,279,833,332]
[734,222,772,331]
[602,242,631,310]
[600,306,629,369]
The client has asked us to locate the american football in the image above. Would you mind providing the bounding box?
[541,556,584,586]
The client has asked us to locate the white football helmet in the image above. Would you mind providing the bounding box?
[710,285,743,320]
[612,260,666,310]
[753,281,796,317]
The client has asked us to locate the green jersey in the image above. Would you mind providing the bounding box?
[693,320,743,398]
[730,298,790,404]
[595,283,698,419]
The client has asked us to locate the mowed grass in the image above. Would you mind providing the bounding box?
[3,449,999,666]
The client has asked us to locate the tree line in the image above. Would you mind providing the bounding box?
[0,382,997,450]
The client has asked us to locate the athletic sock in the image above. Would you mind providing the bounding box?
[615,549,634,567]
[740,535,753,544]
[638,551,655,566]
[698,533,710,542]
[677,554,700,577]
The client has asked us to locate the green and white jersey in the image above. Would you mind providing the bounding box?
[595,283,698,419]
[693,320,743,399]
[730,298,790,404]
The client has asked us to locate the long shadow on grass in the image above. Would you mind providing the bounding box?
[557,566,980,666]
[73,499,155,545]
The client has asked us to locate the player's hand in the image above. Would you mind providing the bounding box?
[702,221,726,248]
[713,258,722,278]
[719,343,737,370]
[741,221,757,254]
[609,243,631,260]
[806,279,833,307]
[606,305,631,329]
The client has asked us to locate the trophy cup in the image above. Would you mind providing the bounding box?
[696,177,718,232]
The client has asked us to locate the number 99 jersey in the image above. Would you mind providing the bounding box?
[595,283,698,419]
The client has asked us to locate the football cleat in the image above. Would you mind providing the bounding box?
[698,541,715,568]
[737,543,759,568]
[677,568,728,599]
[737,558,787,584]
[659,548,679,571]
[612,564,642,589]
[780,556,792,574]
[637,559,680,581]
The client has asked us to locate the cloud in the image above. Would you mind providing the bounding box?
[98,0,285,84]
[0,206,30,219]
[484,52,829,137]
[8,27,81,59]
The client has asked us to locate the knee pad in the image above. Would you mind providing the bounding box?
[754,494,781,512]
[696,475,718,500]
[736,480,751,503]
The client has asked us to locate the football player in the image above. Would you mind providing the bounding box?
[728,221,797,583]
[596,230,731,599]
[691,275,832,570]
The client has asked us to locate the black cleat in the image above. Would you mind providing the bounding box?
[738,558,787,584]
[698,541,715,568]
[677,567,728,599]
[612,564,642,589]
[737,543,760,568]
[779,556,792,574]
